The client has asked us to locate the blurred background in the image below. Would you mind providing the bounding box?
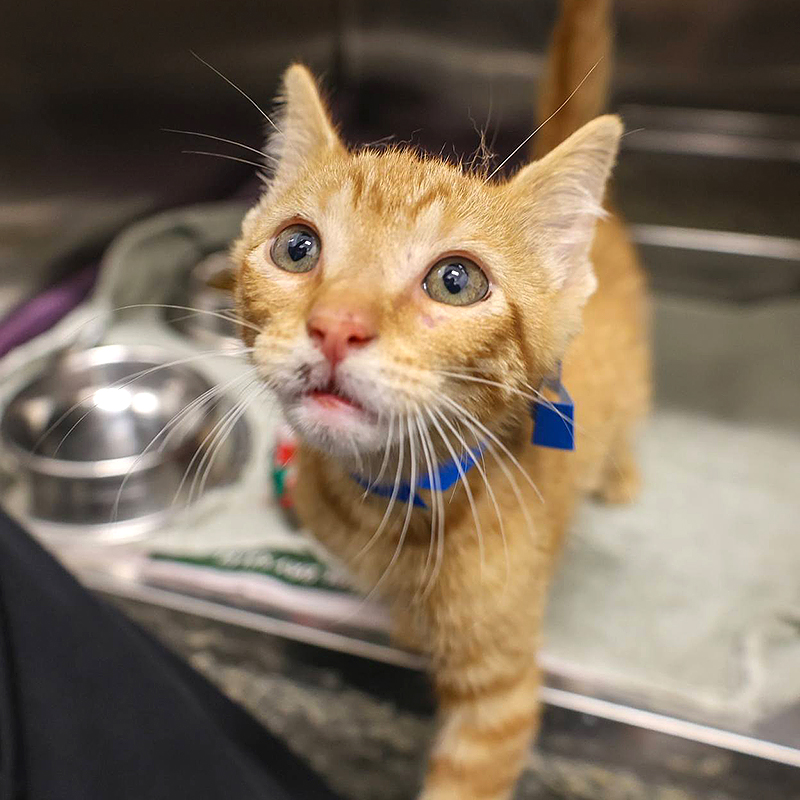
[2,0,800,309]
[1,1,800,798]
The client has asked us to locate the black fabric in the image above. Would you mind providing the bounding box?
[0,509,342,800]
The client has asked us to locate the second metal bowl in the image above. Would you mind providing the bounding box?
[166,252,241,350]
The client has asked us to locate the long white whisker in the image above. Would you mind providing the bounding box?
[111,370,256,522]
[163,128,275,161]
[415,412,439,598]
[348,435,365,477]
[113,303,264,336]
[361,416,417,605]
[363,412,395,497]
[382,416,417,590]
[485,57,603,182]
[424,407,484,581]
[431,407,507,587]
[190,50,281,134]
[41,348,254,457]
[350,421,413,614]
[182,149,270,173]
[435,390,544,503]
[190,411,240,506]
[440,366,583,437]
[418,413,446,600]
[158,371,257,454]
[176,382,254,507]
[355,420,405,559]
[195,384,261,501]
[441,399,538,544]
[186,396,246,505]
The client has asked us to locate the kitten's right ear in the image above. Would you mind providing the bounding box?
[266,64,344,193]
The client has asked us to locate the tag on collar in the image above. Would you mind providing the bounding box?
[531,364,575,451]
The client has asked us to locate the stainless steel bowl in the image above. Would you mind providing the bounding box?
[166,252,240,349]
[0,344,249,530]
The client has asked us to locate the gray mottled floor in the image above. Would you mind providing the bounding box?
[114,600,751,800]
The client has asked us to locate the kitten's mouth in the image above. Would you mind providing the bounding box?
[300,381,376,423]
[307,384,363,412]
[285,374,387,455]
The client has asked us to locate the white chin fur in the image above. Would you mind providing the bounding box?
[282,400,391,458]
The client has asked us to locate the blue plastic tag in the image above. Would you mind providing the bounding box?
[531,366,575,451]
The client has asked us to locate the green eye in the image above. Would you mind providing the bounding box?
[270,224,321,273]
[423,257,489,306]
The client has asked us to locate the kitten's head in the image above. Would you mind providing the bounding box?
[234,65,621,459]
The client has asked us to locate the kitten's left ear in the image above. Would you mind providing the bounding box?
[266,64,344,193]
[509,115,623,306]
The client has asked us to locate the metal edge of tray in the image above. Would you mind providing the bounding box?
[618,105,800,163]
[83,568,800,771]
[630,224,800,262]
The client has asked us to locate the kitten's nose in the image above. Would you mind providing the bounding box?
[307,305,377,367]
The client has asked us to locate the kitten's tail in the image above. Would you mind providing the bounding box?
[533,0,613,158]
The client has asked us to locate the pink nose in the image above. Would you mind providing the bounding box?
[306,305,377,367]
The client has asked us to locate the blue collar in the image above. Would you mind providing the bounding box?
[351,445,483,509]
[352,363,575,508]
[352,368,575,507]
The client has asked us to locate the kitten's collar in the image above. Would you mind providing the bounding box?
[353,365,575,508]
[351,445,484,510]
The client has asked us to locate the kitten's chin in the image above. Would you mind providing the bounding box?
[282,394,388,458]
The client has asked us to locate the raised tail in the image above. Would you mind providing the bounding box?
[533,0,613,158]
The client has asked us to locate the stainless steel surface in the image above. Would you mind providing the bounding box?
[90,571,800,778]
[1,345,249,528]
[79,567,800,771]
[0,0,339,301]
[166,252,240,349]
[3,0,800,306]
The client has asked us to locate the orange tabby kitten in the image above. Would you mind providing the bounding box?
[234,0,649,796]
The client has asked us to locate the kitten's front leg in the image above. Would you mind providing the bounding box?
[419,649,541,800]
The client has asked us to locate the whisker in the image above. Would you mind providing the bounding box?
[435,391,543,504]
[355,420,405,559]
[439,367,580,437]
[424,406,485,581]
[485,57,603,182]
[348,435,365,477]
[431,407,507,587]
[439,365,589,438]
[173,378,256,506]
[190,50,281,134]
[40,348,254,457]
[194,383,262,502]
[439,398,538,544]
[163,128,275,161]
[111,369,256,522]
[428,418,446,600]
[374,415,417,596]
[414,412,439,598]
[113,304,264,336]
[418,412,446,600]
[182,149,271,175]
[363,412,395,498]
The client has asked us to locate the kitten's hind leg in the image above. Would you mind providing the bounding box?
[595,431,641,505]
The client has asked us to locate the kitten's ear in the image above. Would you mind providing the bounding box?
[509,115,623,305]
[266,64,344,193]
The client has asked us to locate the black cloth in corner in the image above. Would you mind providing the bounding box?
[0,508,343,800]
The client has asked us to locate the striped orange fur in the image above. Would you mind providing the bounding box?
[234,1,649,796]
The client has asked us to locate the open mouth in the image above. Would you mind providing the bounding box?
[304,382,370,417]
[290,377,385,451]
